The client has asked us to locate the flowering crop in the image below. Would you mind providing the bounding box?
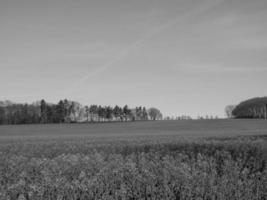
[0,135,266,200]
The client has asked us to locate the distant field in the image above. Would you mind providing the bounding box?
[0,119,266,199]
[0,119,267,139]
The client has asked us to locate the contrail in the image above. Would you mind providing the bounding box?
[63,0,225,96]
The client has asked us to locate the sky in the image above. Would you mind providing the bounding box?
[1,0,267,118]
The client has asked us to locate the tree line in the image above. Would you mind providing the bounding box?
[225,97,267,119]
[0,99,163,125]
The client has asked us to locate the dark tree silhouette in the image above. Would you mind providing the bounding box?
[148,108,163,120]
[232,97,267,119]
[0,99,161,124]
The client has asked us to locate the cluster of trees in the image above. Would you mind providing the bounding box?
[225,97,267,119]
[231,97,267,119]
[197,115,219,120]
[0,99,163,125]
[164,115,192,120]
[163,115,220,120]
[0,103,40,124]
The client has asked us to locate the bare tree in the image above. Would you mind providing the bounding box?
[225,105,235,118]
[85,106,89,122]
[261,104,267,120]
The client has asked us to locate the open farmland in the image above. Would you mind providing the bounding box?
[0,120,266,200]
[1,119,267,138]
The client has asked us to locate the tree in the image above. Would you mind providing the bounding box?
[40,99,47,123]
[135,106,143,120]
[56,100,65,123]
[0,107,5,124]
[89,105,98,122]
[123,105,131,121]
[148,108,162,120]
[142,107,148,120]
[113,105,121,121]
[85,106,90,122]
[97,106,105,122]
[225,105,235,118]
[263,105,267,120]
[106,106,113,121]
[232,97,267,119]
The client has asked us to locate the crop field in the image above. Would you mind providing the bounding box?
[0,120,266,200]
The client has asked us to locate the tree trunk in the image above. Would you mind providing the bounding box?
[264,105,267,120]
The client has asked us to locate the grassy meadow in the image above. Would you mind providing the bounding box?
[0,119,266,200]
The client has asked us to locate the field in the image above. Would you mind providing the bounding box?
[0,120,266,200]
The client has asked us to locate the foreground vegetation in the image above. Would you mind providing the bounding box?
[0,124,266,200]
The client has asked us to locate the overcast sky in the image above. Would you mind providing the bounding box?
[1,0,267,118]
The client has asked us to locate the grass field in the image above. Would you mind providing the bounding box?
[0,120,266,200]
[1,119,267,138]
